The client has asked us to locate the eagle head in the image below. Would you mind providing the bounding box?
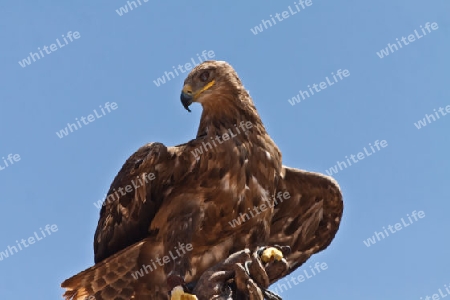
[180,60,245,112]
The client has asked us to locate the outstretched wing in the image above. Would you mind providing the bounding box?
[268,166,344,280]
[94,142,179,263]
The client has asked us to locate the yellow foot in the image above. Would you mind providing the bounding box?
[170,286,198,300]
[261,247,283,263]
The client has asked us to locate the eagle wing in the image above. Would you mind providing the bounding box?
[268,166,344,280]
[64,141,190,299]
[94,142,177,263]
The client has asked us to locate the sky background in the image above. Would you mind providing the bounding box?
[1,1,449,299]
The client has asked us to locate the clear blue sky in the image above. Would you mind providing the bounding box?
[1,1,449,299]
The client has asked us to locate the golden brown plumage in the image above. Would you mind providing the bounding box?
[61,61,343,300]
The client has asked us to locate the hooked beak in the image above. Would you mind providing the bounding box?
[180,85,193,112]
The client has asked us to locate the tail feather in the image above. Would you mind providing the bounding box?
[61,241,145,300]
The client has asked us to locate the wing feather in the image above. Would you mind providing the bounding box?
[94,142,176,263]
[268,166,344,281]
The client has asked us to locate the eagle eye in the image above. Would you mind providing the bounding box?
[199,71,209,82]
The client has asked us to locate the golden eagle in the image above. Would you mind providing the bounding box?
[61,60,343,300]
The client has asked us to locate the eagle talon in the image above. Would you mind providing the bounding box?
[171,286,198,300]
[260,247,284,263]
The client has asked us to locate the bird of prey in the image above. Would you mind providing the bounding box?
[61,60,343,300]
